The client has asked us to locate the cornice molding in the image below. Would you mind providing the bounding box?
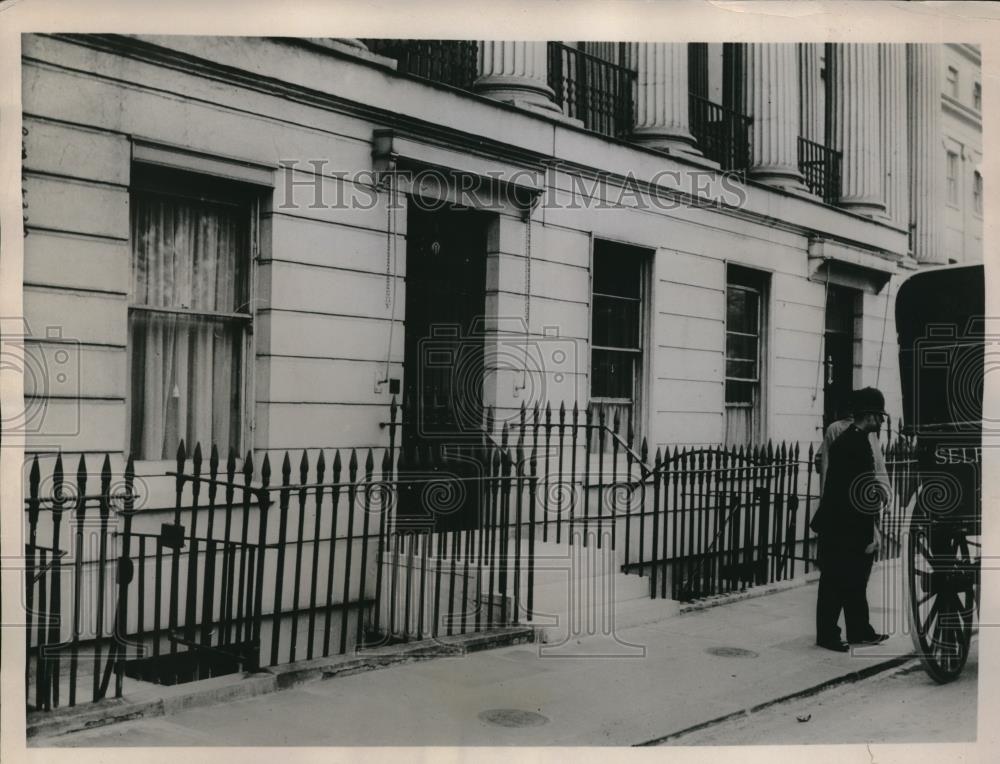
[942,94,983,131]
[946,43,981,66]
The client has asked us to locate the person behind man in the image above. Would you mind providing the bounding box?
[811,387,891,652]
[817,392,892,554]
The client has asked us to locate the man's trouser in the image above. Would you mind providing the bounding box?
[816,536,876,643]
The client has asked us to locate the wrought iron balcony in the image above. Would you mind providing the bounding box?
[688,94,752,172]
[363,39,479,90]
[547,42,637,138]
[798,137,842,204]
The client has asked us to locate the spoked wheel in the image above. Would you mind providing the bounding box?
[907,502,978,684]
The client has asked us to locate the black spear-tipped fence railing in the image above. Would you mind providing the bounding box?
[24,398,918,712]
[24,453,137,711]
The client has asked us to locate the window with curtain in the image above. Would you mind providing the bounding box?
[973,170,983,216]
[590,240,647,452]
[725,266,768,446]
[127,165,256,460]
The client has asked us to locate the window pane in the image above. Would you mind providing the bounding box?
[129,311,243,460]
[726,287,758,333]
[725,358,757,381]
[592,294,640,349]
[131,191,249,313]
[725,379,756,405]
[594,244,641,298]
[591,349,634,399]
[726,332,758,361]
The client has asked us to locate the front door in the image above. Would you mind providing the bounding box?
[401,203,488,530]
[823,285,859,428]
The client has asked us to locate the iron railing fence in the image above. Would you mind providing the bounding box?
[607,434,917,602]
[24,398,919,712]
[24,454,137,711]
[547,42,637,138]
[798,137,843,204]
[362,39,479,89]
[688,93,752,171]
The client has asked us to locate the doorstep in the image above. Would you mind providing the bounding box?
[28,626,535,742]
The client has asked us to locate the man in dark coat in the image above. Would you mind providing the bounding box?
[811,387,891,652]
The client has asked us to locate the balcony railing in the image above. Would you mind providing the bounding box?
[688,94,752,172]
[363,39,479,89]
[798,137,842,204]
[547,42,636,138]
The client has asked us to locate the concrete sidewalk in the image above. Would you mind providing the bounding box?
[37,560,916,747]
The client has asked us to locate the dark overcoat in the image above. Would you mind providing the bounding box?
[809,424,886,552]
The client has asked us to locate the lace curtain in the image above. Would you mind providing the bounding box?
[128,191,248,460]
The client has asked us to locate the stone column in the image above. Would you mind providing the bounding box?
[798,43,824,143]
[626,42,701,156]
[828,44,884,215]
[474,41,562,115]
[908,44,945,263]
[880,44,910,229]
[741,43,805,191]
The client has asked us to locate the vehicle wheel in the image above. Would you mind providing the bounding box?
[908,502,976,684]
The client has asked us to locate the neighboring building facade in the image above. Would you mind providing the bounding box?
[22,37,960,484]
[941,43,983,265]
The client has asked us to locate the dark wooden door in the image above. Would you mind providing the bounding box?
[401,203,488,530]
[823,285,858,428]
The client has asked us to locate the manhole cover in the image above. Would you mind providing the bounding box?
[706,646,759,658]
[478,709,550,728]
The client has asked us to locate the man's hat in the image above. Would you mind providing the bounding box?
[850,387,888,416]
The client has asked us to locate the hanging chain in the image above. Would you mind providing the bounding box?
[381,172,397,388]
[22,125,29,238]
[519,205,533,394]
[524,208,532,330]
[811,267,832,407]
[385,173,393,308]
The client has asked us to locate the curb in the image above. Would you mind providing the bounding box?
[28,626,535,742]
[678,571,821,614]
[634,652,918,746]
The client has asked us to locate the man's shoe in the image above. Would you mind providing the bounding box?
[850,633,889,645]
[816,638,851,653]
